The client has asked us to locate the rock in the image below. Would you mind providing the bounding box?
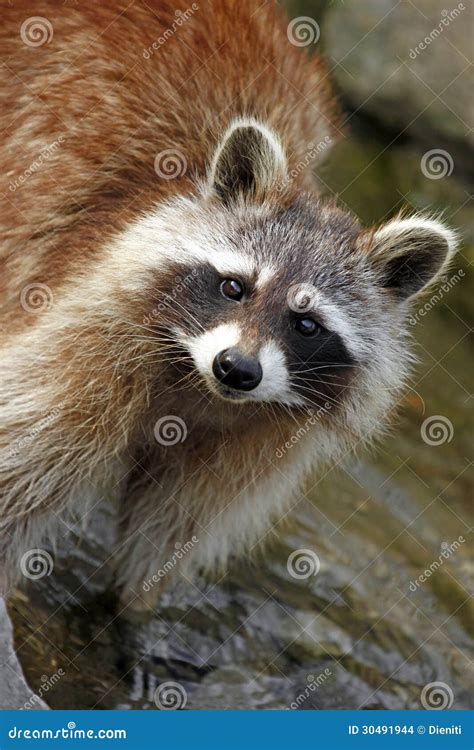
[0,597,48,709]
[323,0,473,151]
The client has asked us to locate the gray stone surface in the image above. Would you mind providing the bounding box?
[0,598,48,710]
[323,0,473,148]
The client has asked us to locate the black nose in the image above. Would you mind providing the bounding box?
[212,348,263,392]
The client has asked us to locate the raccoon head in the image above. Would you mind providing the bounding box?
[115,118,457,432]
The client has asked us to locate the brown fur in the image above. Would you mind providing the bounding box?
[0,0,342,598]
[0,2,455,604]
[1,0,339,327]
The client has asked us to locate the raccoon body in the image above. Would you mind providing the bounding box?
[0,1,456,604]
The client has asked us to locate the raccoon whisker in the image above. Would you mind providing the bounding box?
[289,372,368,391]
[113,332,178,343]
[115,319,196,351]
[289,381,347,410]
[267,401,289,443]
[269,400,299,425]
[291,372,358,387]
[290,374,349,395]
[290,362,363,374]
[154,368,204,399]
[130,355,197,379]
[308,375,402,395]
[121,339,180,350]
[77,347,191,374]
[125,350,194,364]
[94,340,178,358]
[194,393,221,426]
[118,320,167,337]
[290,368,354,383]
[127,358,191,376]
[151,293,205,333]
[268,398,303,426]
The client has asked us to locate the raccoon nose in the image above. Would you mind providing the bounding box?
[212,348,263,392]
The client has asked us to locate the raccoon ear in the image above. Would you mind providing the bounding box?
[360,216,457,300]
[207,117,287,202]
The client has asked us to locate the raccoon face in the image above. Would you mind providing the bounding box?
[117,118,456,417]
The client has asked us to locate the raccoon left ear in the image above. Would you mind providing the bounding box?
[207,117,287,202]
[360,216,458,300]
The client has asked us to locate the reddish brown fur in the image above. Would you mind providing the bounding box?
[0,3,456,603]
[1,0,339,329]
[0,1,344,596]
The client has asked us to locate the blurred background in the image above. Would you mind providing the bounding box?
[5,0,473,710]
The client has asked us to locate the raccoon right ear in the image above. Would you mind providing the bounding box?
[359,216,458,301]
[207,117,287,202]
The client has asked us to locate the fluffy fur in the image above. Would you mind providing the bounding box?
[0,0,456,607]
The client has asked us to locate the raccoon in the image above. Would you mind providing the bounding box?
[0,1,456,606]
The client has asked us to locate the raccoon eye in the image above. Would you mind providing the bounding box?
[295,317,320,337]
[220,278,244,301]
